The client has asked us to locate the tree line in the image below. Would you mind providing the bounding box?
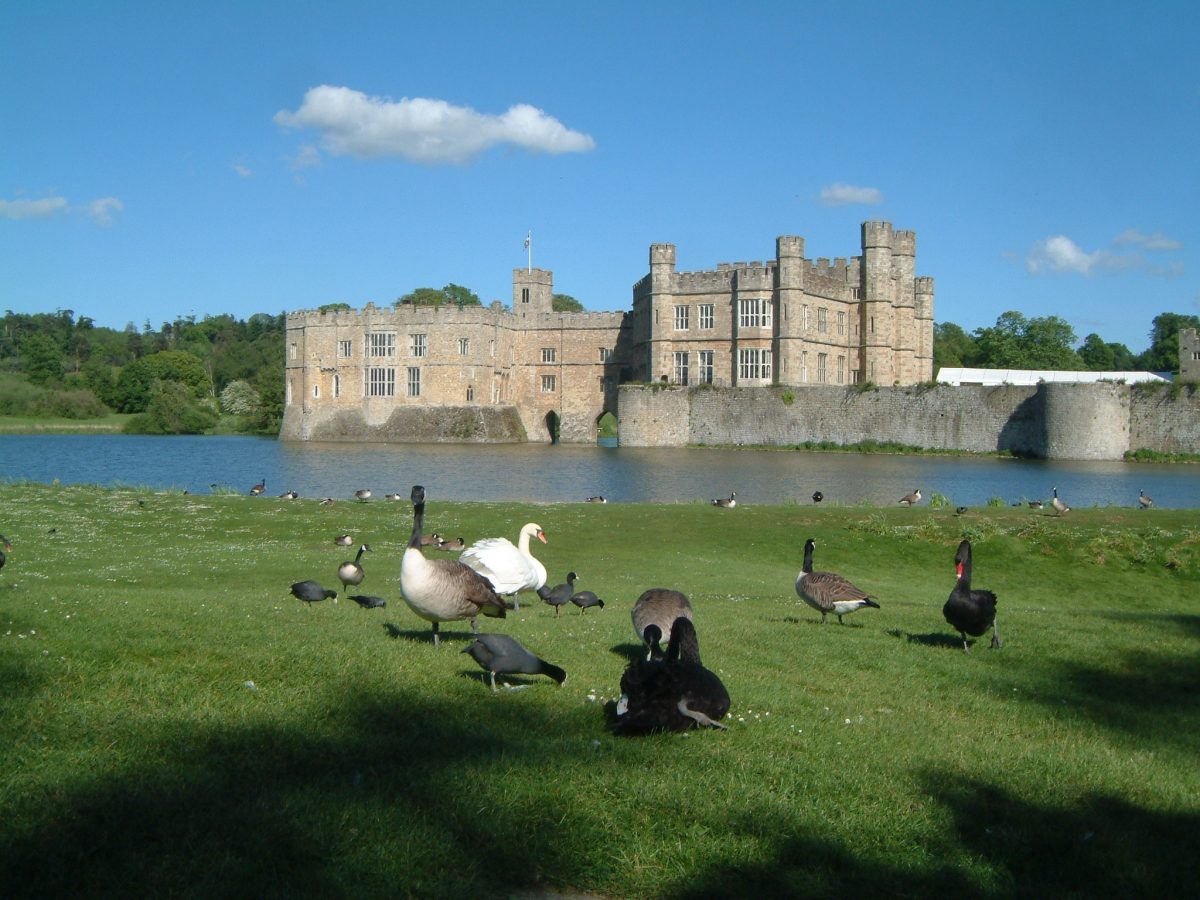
[2,301,1194,435]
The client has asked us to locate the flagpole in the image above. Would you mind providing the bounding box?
[525,230,532,272]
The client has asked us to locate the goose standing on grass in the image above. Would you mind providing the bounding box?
[338,543,371,594]
[399,486,508,647]
[631,588,694,658]
[290,580,337,605]
[1138,490,1153,509]
[899,488,922,506]
[612,617,730,735]
[711,492,737,508]
[944,539,1001,652]
[538,571,578,616]
[1051,486,1070,515]
[462,634,567,691]
[435,537,466,551]
[249,478,266,496]
[460,522,548,611]
[796,538,881,625]
[355,488,372,502]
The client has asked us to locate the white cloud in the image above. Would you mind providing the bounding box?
[233,163,252,177]
[1113,228,1181,251]
[87,197,123,227]
[274,85,596,165]
[1027,235,1100,274]
[818,182,884,207]
[0,196,69,220]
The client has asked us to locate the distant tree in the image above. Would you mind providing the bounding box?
[1137,312,1200,372]
[932,321,977,370]
[220,379,261,416]
[396,284,482,308]
[113,350,210,413]
[442,283,481,307]
[972,311,1082,370]
[317,302,351,314]
[552,293,584,312]
[20,333,66,385]
[1077,333,1115,370]
[123,381,218,435]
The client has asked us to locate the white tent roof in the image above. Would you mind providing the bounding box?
[936,367,1171,386]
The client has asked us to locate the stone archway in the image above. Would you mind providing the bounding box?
[544,410,561,444]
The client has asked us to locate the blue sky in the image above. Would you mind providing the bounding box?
[2,0,1197,353]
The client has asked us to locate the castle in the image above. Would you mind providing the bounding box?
[280,221,934,444]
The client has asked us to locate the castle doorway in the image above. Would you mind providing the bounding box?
[544,411,560,444]
[596,411,618,446]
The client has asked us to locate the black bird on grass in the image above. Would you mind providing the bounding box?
[569,590,605,614]
[612,617,730,735]
[812,491,823,504]
[0,535,12,578]
[462,634,567,691]
[944,539,1001,652]
[538,571,578,616]
[291,580,337,605]
[349,594,387,609]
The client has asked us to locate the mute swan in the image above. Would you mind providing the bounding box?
[460,522,548,610]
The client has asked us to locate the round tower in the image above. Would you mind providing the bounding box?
[914,276,935,381]
[861,221,895,384]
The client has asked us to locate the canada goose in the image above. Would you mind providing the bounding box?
[944,539,1001,652]
[1051,487,1070,515]
[631,588,694,658]
[334,533,354,547]
[1028,500,1044,510]
[537,571,578,616]
[460,522,548,610]
[399,485,509,647]
[290,580,337,605]
[419,532,443,547]
[812,491,823,504]
[385,493,404,501]
[569,590,605,614]
[338,543,371,594]
[0,535,11,577]
[585,496,607,504]
[349,594,387,609]
[435,537,466,551]
[1138,490,1153,509]
[355,489,372,502]
[249,478,266,496]
[711,492,737,508]
[796,538,880,625]
[612,617,730,735]
[899,488,922,506]
[462,634,567,691]
[278,490,299,500]
[319,497,336,506]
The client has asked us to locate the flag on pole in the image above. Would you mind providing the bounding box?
[523,231,531,250]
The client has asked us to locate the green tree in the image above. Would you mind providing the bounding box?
[317,302,351,314]
[552,293,584,312]
[972,311,1083,370]
[123,381,218,434]
[396,284,482,308]
[1077,333,1115,370]
[1137,312,1200,372]
[113,350,210,413]
[932,321,977,370]
[20,332,66,385]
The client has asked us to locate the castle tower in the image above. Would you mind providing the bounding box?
[776,235,807,384]
[915,276,935,381]
[645,243,677,382]
[891,229,917,382]
[861,221,896,385]
[513,267,553,319]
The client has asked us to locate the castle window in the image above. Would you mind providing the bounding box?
[407,367,421,397]
[541,374,556,393]
[489,339,495,357]
[738,298,772,329]
[466,385,474,402]
[1193,351,1200,360]
[521,288,530,304]
[738,348,772,382]
[368,332,396,358]
[698,350,714,384]
[850,368,861,384]
[837,355,845,385]
[837,311,845,336]
[368,367,396,397]
[542,347,557,363]
[458,338,470,356]
[852,287,861,300]
[599,347,613,363]
[674,305,689,330]
[410,333,427,358]
[313,385,320,399]
[801,351,809,383]
[818,308,828,334]
[817,353,828,383]
[699,304,714,329]
[870,316,876,334]
[802,305,810,332]
[333,373,341,397]
[338,340,352,358]
[289,343,297,360]
[673,351,689,385]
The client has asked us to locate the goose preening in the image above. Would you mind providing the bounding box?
[537,571,578,616]
[1138,490,1153,509]
[585,496,607,504]
[399,485,509,647]
[711,492,737,508]
[1051,487,1070,515]
[812,491,824,504]
[249,478,266,496]
[435,537,466,552]
[334,533,354,547]
[944,539,1001,652]
[355,489,372,502]
[419,532,443,547]
[796,538,880,625]
[385,493,404,501]
[290,580,337,605]
[612,617,730,736]
[338,543,372,593]
[569,590,605,614]
[631,588,694,658]
[899,488,922,506]
[349,594,387,609]
[278,490,299,500]
[319,497,336,506]
[459,522,548,611]
[462,634,567,692]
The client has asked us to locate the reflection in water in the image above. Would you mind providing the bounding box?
[2,434,1198,509]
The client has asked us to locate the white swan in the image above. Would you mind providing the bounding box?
[460,523,548,609]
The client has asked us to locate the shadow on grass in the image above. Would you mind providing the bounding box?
[886,628,968,650]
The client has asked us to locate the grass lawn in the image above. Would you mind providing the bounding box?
[1,482,1197,898]
[0,413,133,434]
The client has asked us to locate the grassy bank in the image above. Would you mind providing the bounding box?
[1,483,1197,897]
[0,413,132,434]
